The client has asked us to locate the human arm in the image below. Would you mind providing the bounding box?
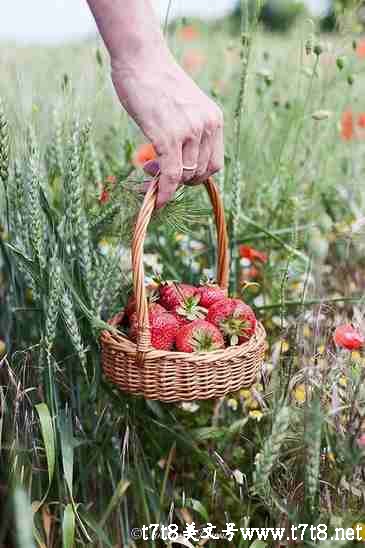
[86,0,223,207]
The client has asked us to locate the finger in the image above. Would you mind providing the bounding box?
[143,160,160,177]
[181,136,200,183]
[156,145,183,208]
[206,123,224,178]
[192,130,211,184]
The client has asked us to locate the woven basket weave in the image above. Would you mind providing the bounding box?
[101,177,267,402]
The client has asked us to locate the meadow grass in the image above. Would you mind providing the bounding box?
[1,10,365,547]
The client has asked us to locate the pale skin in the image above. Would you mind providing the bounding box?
[86,0,224,207]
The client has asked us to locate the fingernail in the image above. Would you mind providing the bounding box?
[143,160,160,176]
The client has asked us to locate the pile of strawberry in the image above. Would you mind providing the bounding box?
[121,281,257,353]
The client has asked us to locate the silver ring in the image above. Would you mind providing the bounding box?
[182,164,197,171]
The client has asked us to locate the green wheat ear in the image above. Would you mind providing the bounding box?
[253,406,290,494]
[0,97,10,185]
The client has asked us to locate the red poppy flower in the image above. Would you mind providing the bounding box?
[178,25,199,42]
[182,50,207,75]
[358,114,365,129]
[356,39,365,59]
[333,324,364,350]
[132,143,157,167]
[239,245,268,264]
[99,187,110,205]
[341,111,354,141]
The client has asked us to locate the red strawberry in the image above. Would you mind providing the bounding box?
[159,282,197,310]
[334,324,364,350]
[175,319,224,353]
[125,284,160,319]
[207,298,257,345]
[196,283,226,308]
[172,295,207,327]
[129,305,178,351]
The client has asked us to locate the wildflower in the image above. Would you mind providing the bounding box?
[357,434,365,449]
[227,398,238,411]
[132,143,157,168]
[239,245,268,264]
[338,375,348,388]
[356,39,365,58]
[334,324,364,350]
[98,187,110,205]
[293,384,306,404]
[249,410,263,421]
[352,523,365,541]
[182,50,206,75]
[106,175,117,184]
[98,238,111,256]
[280,340,290,353]
[358,114,365,128]
[178,25,199,42]
[341,110,354,141]
[180,402,199,413]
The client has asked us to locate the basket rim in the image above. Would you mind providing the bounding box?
[100,312,267,362]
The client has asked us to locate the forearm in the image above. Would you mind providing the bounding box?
[86,0,170,70]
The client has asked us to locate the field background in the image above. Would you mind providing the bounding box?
[1,2,365,547]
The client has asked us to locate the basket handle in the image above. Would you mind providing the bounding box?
[131,176,229,356]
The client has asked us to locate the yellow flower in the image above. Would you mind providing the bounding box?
[247,398,259,410]
[339,376,348,388]
[249,410,263,421]
[352,350,362,362]
[240,389,251,399]
[293,384,306,404]
[303,325,311,338]
[227,398,238,411]
[352,523,365,542]
[0,339,5,356]
[281,340,290,353]
[317,344,326,355]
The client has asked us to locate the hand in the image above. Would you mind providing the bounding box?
[111,51,224,208]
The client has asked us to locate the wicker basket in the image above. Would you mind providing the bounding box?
[101,177,267,402]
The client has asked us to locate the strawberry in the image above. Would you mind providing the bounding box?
[129,304,178,351]
[158,282,197,310]
[125,284,160,319]
[175,319,224,353]
[172,295,207,327]
[196,282,226,308]
[207,298,257,345]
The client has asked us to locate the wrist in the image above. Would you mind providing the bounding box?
[111,36,171,76]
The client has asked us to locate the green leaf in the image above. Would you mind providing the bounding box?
[62,504,75,548]
[184,498,209,523]
[99,479,130,527]
[35,403,55,509]
[191,427,227,441]
[13,487,36,548]
[59,410,74,494]
[250,541,268,548]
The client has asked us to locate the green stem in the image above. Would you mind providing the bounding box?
[256,295,363,311]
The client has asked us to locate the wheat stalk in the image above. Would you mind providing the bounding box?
[26,129,47,270]
[254,406,290,493]
[45,253,62,350]
[304,398,322,511]
[65,119,93,295]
